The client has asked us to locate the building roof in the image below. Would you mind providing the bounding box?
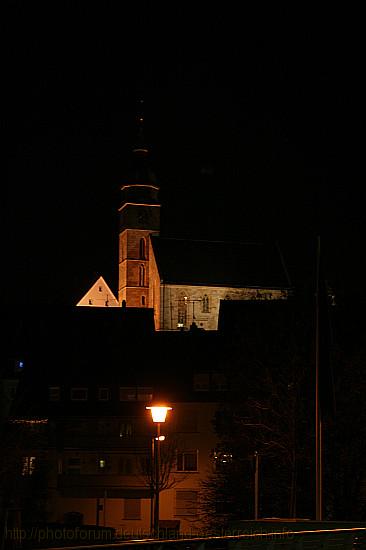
[151,236,292,289]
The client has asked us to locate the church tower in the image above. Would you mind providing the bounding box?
[118,106,160,307]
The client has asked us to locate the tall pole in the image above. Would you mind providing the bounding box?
[254,451,259,520]
[315,236,323,520]
[150,436,155,535]
[154,423,161,537]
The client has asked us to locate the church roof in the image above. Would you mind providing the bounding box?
[151,236,292,289]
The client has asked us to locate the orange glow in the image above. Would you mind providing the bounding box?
[146,405,172,423]
[118,202,161,212]
[121,184,160,191]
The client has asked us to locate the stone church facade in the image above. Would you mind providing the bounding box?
[79,129,291,329]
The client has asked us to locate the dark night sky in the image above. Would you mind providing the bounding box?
[4,3,365,306]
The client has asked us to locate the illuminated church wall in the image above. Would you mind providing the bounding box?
[157,285,287,331]
[118,228,153,308]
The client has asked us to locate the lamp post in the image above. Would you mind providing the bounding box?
[146,405,172,538]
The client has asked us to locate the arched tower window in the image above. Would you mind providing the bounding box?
[139,238,146,259]
[202,294,209,313]
[139,264,145,287]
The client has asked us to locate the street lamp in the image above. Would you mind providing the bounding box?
[146,405,172,538]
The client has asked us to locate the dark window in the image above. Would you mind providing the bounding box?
[137,387,153,402]
[98,286,102,292]
[124,499,141,520]
[97,420,115,435]
[49,386,61,401]
[175,491,198,516]
[98,387,110,401]
[67,457,81,475]
[70,388,88,401]
[118,456,134,474]
[119,387,136,401]
[177,451,198,471]
[141,295,146,306]
[119,422,133,438]
[139,238,146,259]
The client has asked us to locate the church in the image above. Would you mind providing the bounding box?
[77,120,291,330]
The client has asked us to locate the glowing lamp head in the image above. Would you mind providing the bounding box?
[146,405,172,423]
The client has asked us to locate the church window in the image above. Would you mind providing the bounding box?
[139,238,146,259]
[139,264,145,287]
[98,286,102,292]
[202,294,209,313]
[177,296,188,328]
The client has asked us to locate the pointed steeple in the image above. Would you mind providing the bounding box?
[133,98,149,154]
[125,98,157,186]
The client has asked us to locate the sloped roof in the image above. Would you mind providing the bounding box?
[151,236,291,289]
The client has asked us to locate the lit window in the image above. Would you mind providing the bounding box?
[70,388,88,401]
[49,386,61,401]
[177,451,198,472]
[139,238,146,259]
[139,264,145,286]
[21,456,36,476]
[124,499,141,519]
[98,457,108,470]
[202,294,209,313]
[15,360,25,372]
[175,491,198,516]
[98,387,110,401]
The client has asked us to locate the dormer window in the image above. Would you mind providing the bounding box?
[139,238,146,259]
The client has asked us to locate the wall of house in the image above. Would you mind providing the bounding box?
[158,284,288,330]
[45,402,218,536]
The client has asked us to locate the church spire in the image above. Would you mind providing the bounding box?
[133,98,149,154]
